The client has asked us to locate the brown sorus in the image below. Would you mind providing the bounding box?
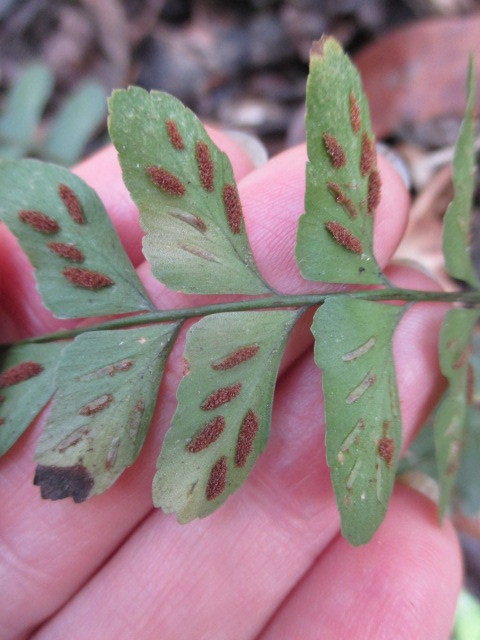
[360,133,376,176]
[59,183,85,224]
[47,242,85,262]
[349,92,361,133]
[323,133,347,168]
[63,267,114,289]
[201,382,242,411]
[19,210,60,234]
[34,463,94,503]
[235,410,259,467]
[0,394,4,403]
[377,437,395,467]
[222,184,243,234]
[212,345,260,371]
[325,221,362,254]
[367,170,381,214]
[206,456,228,500]
[165,120,185,150]
[0,361,44,388]
[327,182,358,219]
[0,418,4,425]
[187,416,226,452]
[196,141,214,192]
[79,393,114,416]
[146,166,186,196]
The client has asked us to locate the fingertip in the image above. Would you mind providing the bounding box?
[373,153,410,267]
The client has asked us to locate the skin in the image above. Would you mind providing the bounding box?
[0,129,462,639]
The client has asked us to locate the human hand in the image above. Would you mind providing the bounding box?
[0,130,461,639]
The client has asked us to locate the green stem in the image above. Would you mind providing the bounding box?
[11,288,480,346]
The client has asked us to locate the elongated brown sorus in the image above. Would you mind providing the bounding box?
[146,166,186,196]
[58,183,85,224]
[19,210,60,234]
[325,221,362,254]
[0,361,44,387]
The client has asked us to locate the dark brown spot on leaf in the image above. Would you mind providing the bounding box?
[79,393,113,415]
[47,242,85,262]
[222,183,243,234]
[19,210,60,234]
[147,166,186,196]
[0,417,4,425]
[165,119,185,150]
[327,182,358,219]
[325,221,362,254]
[349,92,361,133]
[323,133,347,168]
[360,133,376,176]
[377,437,395,467]
[212,345,260,371]
[63,267,114,289]
[206,456,228,500]
[367,170,381,214]
[0,361,44,388]
[187,416,226,452]
[196,141,214,192]
[0,394,5,403]
[34,463,94,503]
[201,382,242,411]
[58,183,85,224]
[235,409,259,467]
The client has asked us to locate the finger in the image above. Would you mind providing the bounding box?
[31,270,448,640]
[0,126,257,341]
[259,487,461,640]
[0,148,412,635]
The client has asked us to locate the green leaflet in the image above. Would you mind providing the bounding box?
[44,81,107,166]
[34,324,179,502]
[455,407,480,517]
[434,308,479,518]
[0,63,53,155]
[0,342,65,456]
[153,309,300,522]
[0,159,153,318]
[108,88,270,295]
[313,298,404,545]
[443,57,478,288]
[296,36,384,285]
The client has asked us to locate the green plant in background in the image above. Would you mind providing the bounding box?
[0,62,106,165]
[0,36,478,547]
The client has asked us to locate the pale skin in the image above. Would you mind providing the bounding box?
[0,129,462,639]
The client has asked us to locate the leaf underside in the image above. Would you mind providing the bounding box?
[0,159,152,318]
[296,36,384,285]
[313,297,404,545]
[153,309,300,522]
[434,308,480,518]
[0,342,65,456]
[108,87,270,295]
[443,56,479,288]
[34,324,179,502]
